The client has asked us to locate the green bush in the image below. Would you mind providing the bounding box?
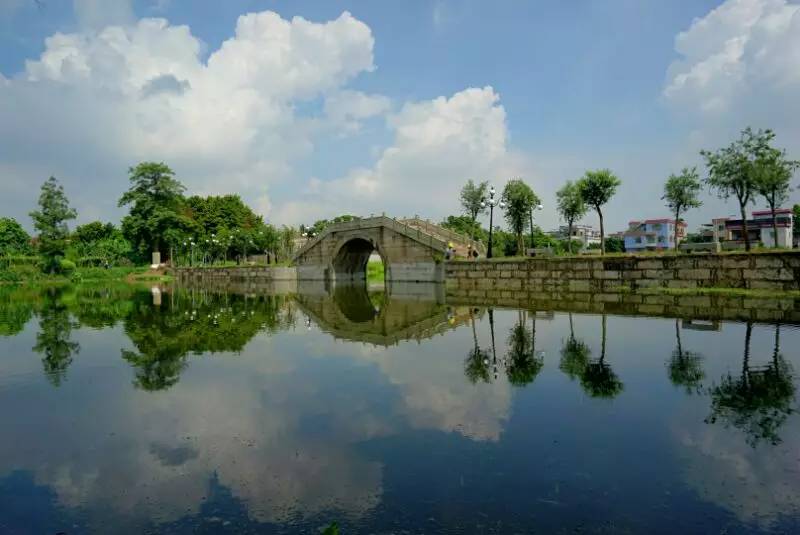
[0,269,23,283]
[58,258,77,275]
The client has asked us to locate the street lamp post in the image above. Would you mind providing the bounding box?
[301,226,316,244]
[481,186,505,259]
[529,203,543,256]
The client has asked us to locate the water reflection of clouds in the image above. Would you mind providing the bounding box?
[299,321,512,442]
[0,329,390,529]
[4,291,800,532]
[675,418,800,526]
[669,322,800,528]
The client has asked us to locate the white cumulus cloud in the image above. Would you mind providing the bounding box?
[664,0,800,134]
[0,10,378,227]
[276,86,540,224]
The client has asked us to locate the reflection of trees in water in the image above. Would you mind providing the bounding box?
[0,285,38,337]
[581,315,623,398]
[32,288,80,386]
[559,313,590,381]
[707,323,795,447]
[122,291,293,391]
[504,310,544,387]
[667,319,705,394]
[70,284,137,328]
[559,314,622,399]
[463,308,544,387]
[464,308,491,384]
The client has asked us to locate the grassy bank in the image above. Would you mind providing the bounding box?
[0,265,172,285]
[367,259,385,284]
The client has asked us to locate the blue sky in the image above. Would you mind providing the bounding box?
[1,0,798,232]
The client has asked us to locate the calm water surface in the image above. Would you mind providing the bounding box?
[0,283,799,534]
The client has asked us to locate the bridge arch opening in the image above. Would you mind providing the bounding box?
[331,237,387,287]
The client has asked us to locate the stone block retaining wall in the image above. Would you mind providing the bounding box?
[445,252,800,294]
[176,266,297,284]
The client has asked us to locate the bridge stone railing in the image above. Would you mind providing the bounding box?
[400,217,486,256]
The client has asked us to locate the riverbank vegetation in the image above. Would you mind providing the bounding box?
[2,126,797,283]
[445,126,797,258]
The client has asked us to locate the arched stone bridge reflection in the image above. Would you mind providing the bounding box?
[294,282,474,347]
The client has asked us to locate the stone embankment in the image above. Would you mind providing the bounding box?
[176,266,297,285]
[445,252,800,294]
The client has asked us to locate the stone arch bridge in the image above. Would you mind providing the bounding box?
[293,216,483,283]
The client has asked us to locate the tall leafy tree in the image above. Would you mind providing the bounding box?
[29,176,77,273]
[556,181,587,254]
[460,179,489,227]
[577,170,621,254]
[501,179,540,255]
[279,226,298,262]
[752,149,798,248]
[662,167,703,251]
[701,127,775,251]
[0,217,32,256]
[119,162,190,262]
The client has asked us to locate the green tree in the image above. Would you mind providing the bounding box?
[72,221,132,265]
[662,167,703,251]
[604,236,625,253]
[460,179,489,233]
[29,176,77,273]
[0,217,32,256]
[752,149,798,248]
[667,319,705,394]
[501,179,541,255]
[440,215,488,243]
[332,214,360,224]
[119,162,190,263]
[74,221,115,245]
[278,226,299,261]
[577,170,621,254]
[556,181,587,254]
[701,127,776,251]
